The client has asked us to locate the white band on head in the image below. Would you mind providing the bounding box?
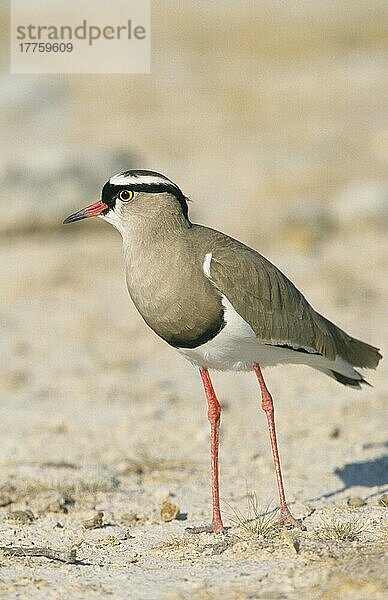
[109,171,176,187]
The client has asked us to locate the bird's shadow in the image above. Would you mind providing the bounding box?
[335,454,388,489]
[308,453,388,503]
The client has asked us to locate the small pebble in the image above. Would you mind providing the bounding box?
[118,512,143,526]
[378,494,388,507]
[92,535,120,547]
[160,499,179,522]
[281,530,300,554]
[120,529,135,540]
[329,427,341,439]
[6,510,35,524]
[0,495,12,508]
[347,497,366,508]
[83,511,104,529]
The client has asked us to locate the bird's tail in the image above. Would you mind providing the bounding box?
[316,314,382,369]
[315,367,371,389]
[312,313,382,388]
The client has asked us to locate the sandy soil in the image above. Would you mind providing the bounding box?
[0,224,387,600]
[1,2,388,598]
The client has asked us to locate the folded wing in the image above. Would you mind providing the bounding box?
[208,235,381,370]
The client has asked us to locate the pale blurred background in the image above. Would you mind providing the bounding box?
[2,2,388,242]
[0,3,387,596]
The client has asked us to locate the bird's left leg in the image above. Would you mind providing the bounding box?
[253,363,303,528]
[186,368,225,534]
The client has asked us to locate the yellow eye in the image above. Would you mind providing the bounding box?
[118,189,134,202]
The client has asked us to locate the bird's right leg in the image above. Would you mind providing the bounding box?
[186,368,225,534]
[253,363,303,529]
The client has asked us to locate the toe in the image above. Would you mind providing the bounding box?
[278,509,306,530]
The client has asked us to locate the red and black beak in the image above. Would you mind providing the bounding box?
[63,200,108,224]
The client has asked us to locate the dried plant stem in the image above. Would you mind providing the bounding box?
[0,545,78,564]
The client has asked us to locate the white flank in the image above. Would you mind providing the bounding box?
[203,252,212,278]
[178,253,257,370]
[178,292,258,371]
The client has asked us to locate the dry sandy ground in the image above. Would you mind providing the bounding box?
[0,223,387,600]
[1,2,388,598]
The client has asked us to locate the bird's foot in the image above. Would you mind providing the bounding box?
[186,520,225,534]
[278,507,306,530]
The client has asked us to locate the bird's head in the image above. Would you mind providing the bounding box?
[63,170,190,235]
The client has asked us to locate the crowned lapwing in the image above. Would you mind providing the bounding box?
[64,170,382,533]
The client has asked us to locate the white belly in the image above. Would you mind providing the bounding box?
[178,335,308,371]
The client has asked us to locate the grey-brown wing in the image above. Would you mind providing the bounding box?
[207,233,380,368]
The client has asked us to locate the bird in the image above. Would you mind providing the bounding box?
[64,169,382,533]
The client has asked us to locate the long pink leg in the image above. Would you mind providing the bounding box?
[187,368,224,533]
[253,363,302,528]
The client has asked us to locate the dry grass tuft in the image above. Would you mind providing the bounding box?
[226,492,278,539]
[317,516,364,542]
